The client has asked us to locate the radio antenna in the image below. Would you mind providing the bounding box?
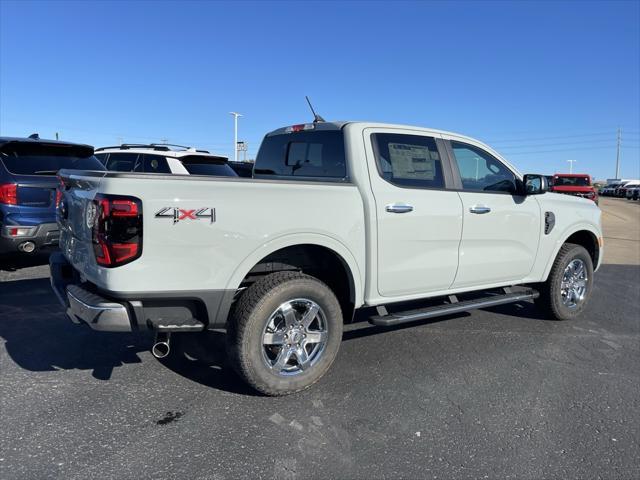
[305,96,325,123]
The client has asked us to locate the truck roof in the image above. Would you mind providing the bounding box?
[265,121,521,176]
[266,121,486,141]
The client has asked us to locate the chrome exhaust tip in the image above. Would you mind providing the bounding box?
[151,332,171,359]
[18,241,36,253]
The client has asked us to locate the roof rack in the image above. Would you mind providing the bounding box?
[149,143,190,150]
[95,143,210,154]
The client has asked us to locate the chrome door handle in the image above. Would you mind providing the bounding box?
[469,205,491,214]
[386,203,414,214]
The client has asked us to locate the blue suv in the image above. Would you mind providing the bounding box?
[0,136,104,258]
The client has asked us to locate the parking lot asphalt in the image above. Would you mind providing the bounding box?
[1,199,639,479]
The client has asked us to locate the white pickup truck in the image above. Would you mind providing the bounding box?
[50,121,603,395]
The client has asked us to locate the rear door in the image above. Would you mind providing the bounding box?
[445,139,541,288]
[365,128,463,297]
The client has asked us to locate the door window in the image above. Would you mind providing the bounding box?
[372,133,444,189]
[451,142,517,194]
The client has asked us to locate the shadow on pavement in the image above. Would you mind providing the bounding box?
[159,332,259,396]
[0,277,150,380]
[0,252,52,272]
[0,276,255,394]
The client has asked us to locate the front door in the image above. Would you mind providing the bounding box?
[446,140,541,288]
[365,129,463,297]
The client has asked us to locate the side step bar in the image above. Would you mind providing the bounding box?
[369,289,539,327]
[147,318,205,332]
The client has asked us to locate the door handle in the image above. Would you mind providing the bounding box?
[469,205,491,214]
[386,203,414,214]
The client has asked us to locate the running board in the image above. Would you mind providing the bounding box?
[147,318,205,332]
[369,289,539,327]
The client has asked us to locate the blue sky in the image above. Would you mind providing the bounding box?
[1,0,638,180]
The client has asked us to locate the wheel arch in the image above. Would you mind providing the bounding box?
[226,234,364,322]
[542,225,601,281]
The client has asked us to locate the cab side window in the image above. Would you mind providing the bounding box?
[254,131,346,180]
[372,133,445,189]
[451,142,517,194]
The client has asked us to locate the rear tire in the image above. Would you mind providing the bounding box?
[535,243,594,320]
[226,271,343,396]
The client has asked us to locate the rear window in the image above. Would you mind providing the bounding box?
[183,163,238,177]
[254,131,346,180]
[0,143,104,175]
[554,176,590,187]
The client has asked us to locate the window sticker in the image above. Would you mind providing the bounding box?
[388,143,437,180]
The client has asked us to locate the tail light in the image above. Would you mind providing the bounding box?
[0,183,18,205]
[55,177,64,208]
[91,194,142,267]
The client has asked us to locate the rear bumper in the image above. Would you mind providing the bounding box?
[66,284,132,331]
[49,252,234,332]
[0,222,59,254]
[50,252,133,331]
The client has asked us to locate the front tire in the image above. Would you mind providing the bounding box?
[226,271,343,396]
[535,243,594,320]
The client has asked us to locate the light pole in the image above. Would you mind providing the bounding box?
[229,112,242,162]
[567,159,577,174]
[615,128,621,179]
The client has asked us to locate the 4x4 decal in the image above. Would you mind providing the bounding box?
[155,207,216,224]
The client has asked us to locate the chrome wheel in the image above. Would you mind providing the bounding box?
[261,298,328,376]
[561,259,588,309]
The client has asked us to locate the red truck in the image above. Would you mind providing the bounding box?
[551,174,598,205]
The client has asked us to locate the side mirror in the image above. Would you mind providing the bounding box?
[523,174,548,195]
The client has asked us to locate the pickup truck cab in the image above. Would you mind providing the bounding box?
[51,121,603,395]
[551,173,598,205]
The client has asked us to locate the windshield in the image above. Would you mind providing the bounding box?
[183,163,237,177]
[554,176,590,187]
[0,143,104,175]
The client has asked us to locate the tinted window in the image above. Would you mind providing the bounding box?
[95,153,108,165]
[254,131,346,179]
[372,133,444,189]
[142,154,171,174]
[0,143,104,175]
[184,163,238,176]
[451,142,517,194]
[105,153,140,172]
[553,176,590,187]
